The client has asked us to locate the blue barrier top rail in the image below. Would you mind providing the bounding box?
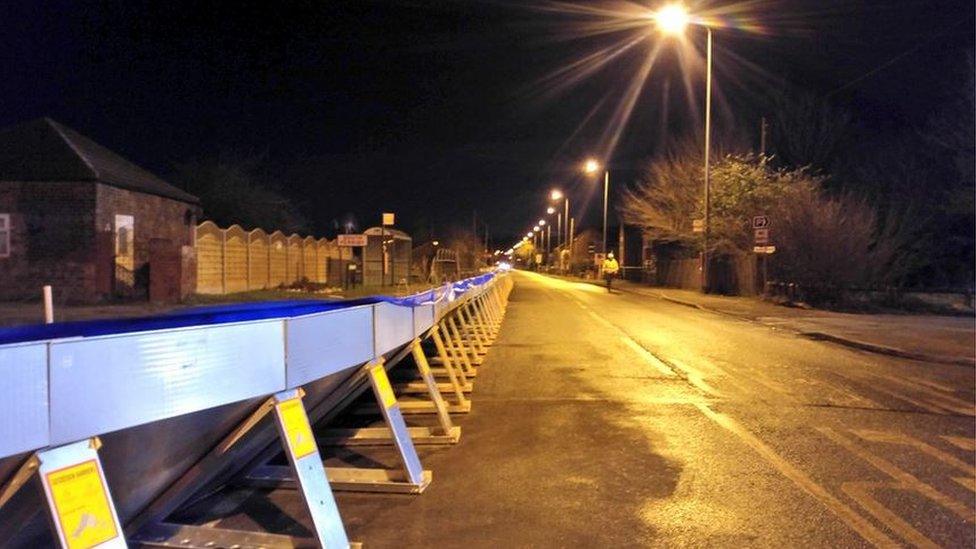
[0,272,495,346]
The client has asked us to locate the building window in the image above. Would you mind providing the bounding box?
[0,214,9,258]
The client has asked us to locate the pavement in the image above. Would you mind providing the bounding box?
[185,270,975,547]
[579,277,975,367]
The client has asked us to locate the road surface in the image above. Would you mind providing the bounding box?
[196,270,976,547]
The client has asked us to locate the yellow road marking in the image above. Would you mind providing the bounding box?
[952,476,976,493]
[841,481,940,549]
[853,430,975,476]
[819,427,973,523]
[694,404,896,547]
[619,336,677,377]
[942,435,976,451]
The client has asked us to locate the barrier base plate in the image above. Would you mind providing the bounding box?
[394,381,473,393]
[355,400,471,415]
[243,464,432,494]
[319,425,461,446]
[132,521,364,549]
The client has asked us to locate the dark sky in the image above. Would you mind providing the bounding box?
[1,0,973,247]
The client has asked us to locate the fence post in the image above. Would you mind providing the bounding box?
[246,230,252,291]
[220,228,227,294]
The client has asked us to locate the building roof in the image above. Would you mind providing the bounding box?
[364,226,411,240]
[0,117,199,204]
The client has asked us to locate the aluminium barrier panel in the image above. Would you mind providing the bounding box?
[0,342,49,458]
[374,301,415,357]
[48,320,286,446]
[285,305,374,388]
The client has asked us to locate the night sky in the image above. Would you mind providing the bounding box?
[1,0,973,246]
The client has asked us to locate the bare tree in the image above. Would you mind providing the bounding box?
[767,89,852,173]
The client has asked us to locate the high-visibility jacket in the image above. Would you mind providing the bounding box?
[602,258,619,275]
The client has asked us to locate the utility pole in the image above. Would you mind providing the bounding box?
[760,116,768,156]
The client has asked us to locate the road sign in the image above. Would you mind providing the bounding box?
[692,219,704,233]
[753,215,770,229]
[754,228,769,245]
[337,234,367,247]
[382,212,395,226]
[753,245,776,254]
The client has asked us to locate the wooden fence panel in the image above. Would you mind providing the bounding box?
[302,236,317,282]
[248,229,269,290]
[286,234,302,284]
[316,239,330,283]
[269,231,287,287]
[224,225,248,293]
[195,223,343,294]
[195,221,223,294]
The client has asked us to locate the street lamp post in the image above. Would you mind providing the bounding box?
[584,159,610,255]
[654,3,711,292]
[703,26,712,293]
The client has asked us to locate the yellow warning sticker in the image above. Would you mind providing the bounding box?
[278,398,317,460]
[371,364,398,409]
[46,460,118,549]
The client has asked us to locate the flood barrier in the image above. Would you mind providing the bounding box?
[0,271,513,548]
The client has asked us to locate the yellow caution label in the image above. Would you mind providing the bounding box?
[278,398,317,460]
[371,364,398,409]
[46,460,118,549]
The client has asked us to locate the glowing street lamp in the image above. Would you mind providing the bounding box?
[532,226,540,232]
[547,206,555,214]
[654,4,690,35]
[538,219,546,226]
[652,2,713,293]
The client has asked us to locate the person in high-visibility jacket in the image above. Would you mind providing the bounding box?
[602,252,620,292]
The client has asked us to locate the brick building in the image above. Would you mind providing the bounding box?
[0,118,200,303]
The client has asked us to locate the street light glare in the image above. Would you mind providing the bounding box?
[550,189,563,201]
[584,158,600,174]
[655,4,690,35]
[547,206,555,214]
[533,226,540,232]
[538,219,546,226]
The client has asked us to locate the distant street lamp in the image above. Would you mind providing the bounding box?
[550,188,569,250]
[653,3,711,292]
[583,158,610,254]
[547,206,555,215]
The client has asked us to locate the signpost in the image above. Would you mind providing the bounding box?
[753,215,772,294]
[692,219,704,233]
[382,213,395,287]
[337,234,368,247]
[753,228,769,245]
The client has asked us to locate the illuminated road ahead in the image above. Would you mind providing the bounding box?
[200,271,976,546]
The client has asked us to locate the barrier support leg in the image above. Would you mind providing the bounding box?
[261,360,432,494]
[134,389,359,548]
[470,300,493,346]
[426,322,475,385]
[440,316,478,375]
[458,303,488,355]
[378,328,471,415]
[322,339,461,446]
[0,438,126,549]
[447,315,481,369]
[474,296,497,338]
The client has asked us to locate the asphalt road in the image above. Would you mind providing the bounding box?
[197,270,976,547]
